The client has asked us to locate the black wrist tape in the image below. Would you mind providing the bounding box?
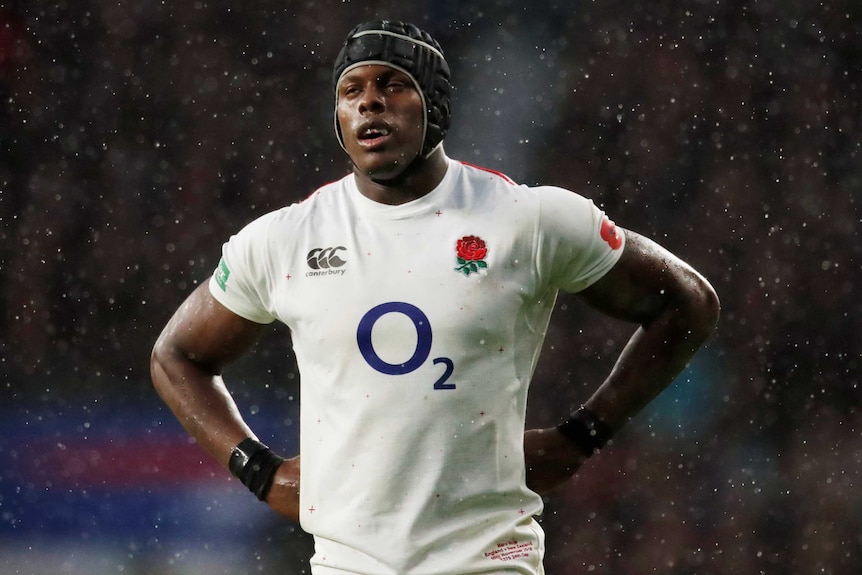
[229,438,285,501]
[557,407,614,458]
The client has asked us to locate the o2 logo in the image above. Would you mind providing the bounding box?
[356,302,455,390]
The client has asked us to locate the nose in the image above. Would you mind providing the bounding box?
[358,84,385,114]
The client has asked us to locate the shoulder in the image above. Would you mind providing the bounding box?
[298,174,352,205]
[533,185,598,214]
[452,160,539,213]
[454,161,593,208]
[284,174,352,216]
[457,161,518,186]
[239,175,352,235]
[448,160,609,225]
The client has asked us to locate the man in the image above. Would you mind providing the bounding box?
[151,20,720,574]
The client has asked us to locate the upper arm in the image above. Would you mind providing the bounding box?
[577,229,720,328]
[152,283,268,376]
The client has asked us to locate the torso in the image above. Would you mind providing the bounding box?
[210,158,623,574]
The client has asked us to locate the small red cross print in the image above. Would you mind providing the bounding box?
[435,210,443,216]
[308,506,316,513]
[479,411,486,417]
[286,273,292,280]
[519,508,526,515]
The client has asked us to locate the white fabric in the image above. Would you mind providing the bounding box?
[209,158,624,574]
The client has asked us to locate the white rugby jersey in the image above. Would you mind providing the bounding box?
[209,158,625,575]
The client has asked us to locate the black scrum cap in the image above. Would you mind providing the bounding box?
[333,20,452,158]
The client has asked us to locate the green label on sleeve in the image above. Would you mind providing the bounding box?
[215,258,231,291]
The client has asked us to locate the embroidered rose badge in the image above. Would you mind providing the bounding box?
[455,235,488,276]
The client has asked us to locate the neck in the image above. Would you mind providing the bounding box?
[354,147,449,205]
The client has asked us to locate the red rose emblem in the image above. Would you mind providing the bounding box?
[455,235,489,275]
[456,235,488,261]
[600,217,623,250]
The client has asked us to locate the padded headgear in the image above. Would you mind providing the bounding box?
[333,20,452,158]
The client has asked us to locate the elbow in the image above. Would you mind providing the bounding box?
[150,339,165,378]
[686,274,721,342]
[150,336,170,395]
[150,331,183,401]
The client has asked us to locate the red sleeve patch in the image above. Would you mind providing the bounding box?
[600,216,623,250]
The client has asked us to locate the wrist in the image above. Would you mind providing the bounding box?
[229,437,285,501]
[556,406,614,458]
[229,437,269,478]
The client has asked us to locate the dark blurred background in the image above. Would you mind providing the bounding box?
[1,1,860,573]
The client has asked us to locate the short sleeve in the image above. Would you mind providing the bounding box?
[535,186,625,293]
[208,213,279,325]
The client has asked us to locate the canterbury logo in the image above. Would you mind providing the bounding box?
[307,246,347,270]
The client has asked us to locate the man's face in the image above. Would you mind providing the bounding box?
[336,64,425,180]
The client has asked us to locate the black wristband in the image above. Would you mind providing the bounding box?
[557,407,614,458]
[229,438,285,501]
[229,438,269,478]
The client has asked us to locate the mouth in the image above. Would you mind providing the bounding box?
[356,123,392,149]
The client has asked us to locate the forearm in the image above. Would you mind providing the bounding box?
[152,352,302,520]
[532,231,718,491]
[150,347,255,467]
[585,300,717,431]
[532,305,715,494]
[150,285,300,519]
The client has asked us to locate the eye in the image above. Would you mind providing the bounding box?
[342,85,361,97]
[386,75,411,91]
